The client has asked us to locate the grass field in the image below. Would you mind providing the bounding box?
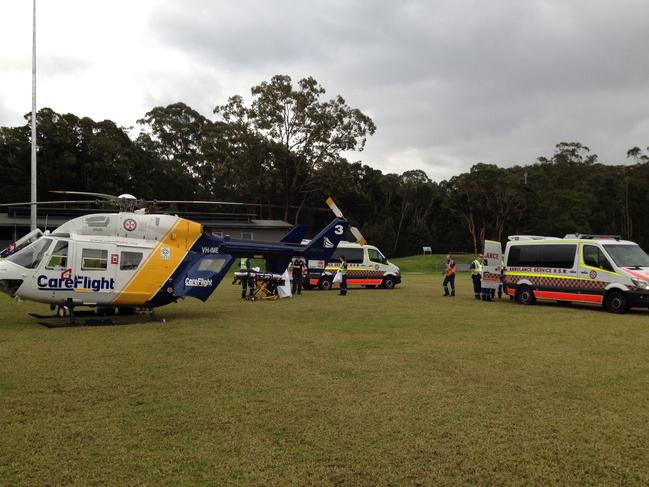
[390,254,473,273]
[2,271,649,485]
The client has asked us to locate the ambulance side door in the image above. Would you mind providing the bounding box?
[579,243,616,296]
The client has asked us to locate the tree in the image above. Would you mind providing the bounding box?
[626,146,649,163]
[537,141,598,166]
[214,75,376,221]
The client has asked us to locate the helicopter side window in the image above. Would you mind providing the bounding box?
[197,258,227,273]
[82,249,108,271]
[46,241,69,270]
[6,238,52,269]
[120,252,143,271]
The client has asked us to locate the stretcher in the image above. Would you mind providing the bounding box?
[233,271,286,301]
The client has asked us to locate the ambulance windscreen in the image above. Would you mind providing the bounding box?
[603,244,649,268]
[5,238,52,269]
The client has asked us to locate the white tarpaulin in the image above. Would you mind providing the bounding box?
[277,270,292,298]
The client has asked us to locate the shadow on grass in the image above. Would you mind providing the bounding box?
[515,299,649,316]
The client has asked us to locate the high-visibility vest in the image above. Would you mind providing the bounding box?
[472,259,482,275]
[340,262,348,276]
[240,258,248,270]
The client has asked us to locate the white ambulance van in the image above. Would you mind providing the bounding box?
[484,234,649,313]
[305,241,401,290]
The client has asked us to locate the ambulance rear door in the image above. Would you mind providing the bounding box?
[482,240,503,291]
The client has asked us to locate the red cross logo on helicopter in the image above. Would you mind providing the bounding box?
[123,219,137,231]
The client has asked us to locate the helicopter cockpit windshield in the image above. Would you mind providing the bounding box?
[5,238,52,269]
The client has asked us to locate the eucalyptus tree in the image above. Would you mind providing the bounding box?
[214,75,376,221]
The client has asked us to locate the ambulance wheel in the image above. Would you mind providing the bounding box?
[605,290,628,314]
[382,276,396,289]
[318,277,333,291]
[516,286,536,305]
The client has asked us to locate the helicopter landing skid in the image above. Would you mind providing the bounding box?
[30,309,161,328]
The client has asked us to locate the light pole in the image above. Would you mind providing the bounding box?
[30,0,37,230]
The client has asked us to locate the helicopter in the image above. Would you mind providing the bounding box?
[0,192,349,325]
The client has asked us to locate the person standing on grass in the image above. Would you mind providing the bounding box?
[291,257,304,295]
[240,257,255,299]
[339,255,348,296]
[442,254,456,297]
[470,253,483,299]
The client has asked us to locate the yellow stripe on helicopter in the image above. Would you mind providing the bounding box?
[113,219,202,305]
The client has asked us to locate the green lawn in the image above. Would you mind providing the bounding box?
[391,253,473,273]
[2,274,649,485]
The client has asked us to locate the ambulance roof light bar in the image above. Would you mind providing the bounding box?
[564,234,621,241]
[508,235,555,241]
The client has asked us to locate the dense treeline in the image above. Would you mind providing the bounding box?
[1,75,649,256]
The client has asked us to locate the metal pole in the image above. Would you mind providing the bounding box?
[30,0,37,230]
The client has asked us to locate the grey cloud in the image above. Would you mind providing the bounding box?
[0,96,24,127]
[3,55,90,77]
[146,0,649,178]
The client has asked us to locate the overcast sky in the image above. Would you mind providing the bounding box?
[2,0,649,180]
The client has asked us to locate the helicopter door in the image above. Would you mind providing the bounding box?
[30,238,70,303]
[172,254,234,302]
[73,242,117,301]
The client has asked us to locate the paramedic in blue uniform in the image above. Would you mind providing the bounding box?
[339,255,348,296]
[442,254,456,296]
[470,253,482,299]
[240,257,255,299]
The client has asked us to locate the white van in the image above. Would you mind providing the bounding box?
[305,241,401,290]
[484,234,649,313]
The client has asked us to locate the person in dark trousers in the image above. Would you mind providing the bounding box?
[291,258,304,295]
[339,255,348,296]
[240,257,255,299]
[497,260,505,299]
[442,254,456,296]
[469,253,482,300]
[480,256,494,301]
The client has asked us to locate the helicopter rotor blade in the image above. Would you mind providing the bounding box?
[151,200,329,212]
[325,196,367,245]
[0,200,104,207]
[153,200,250,206]
[350,227,367,246]
[50,190,118,200]
[325,197,344,218]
